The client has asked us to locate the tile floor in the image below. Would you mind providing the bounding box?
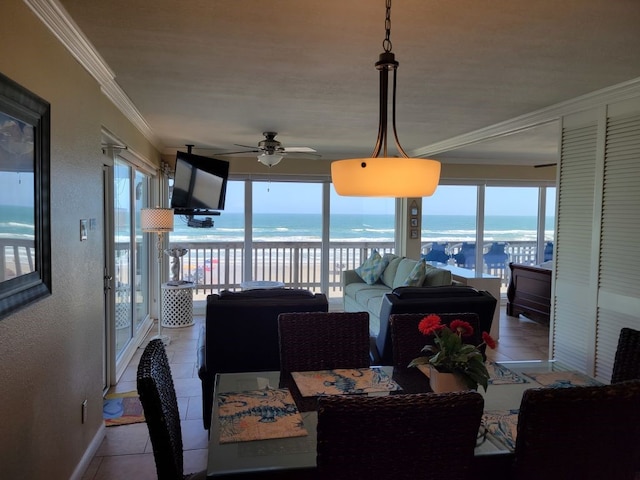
[82,304,549,479]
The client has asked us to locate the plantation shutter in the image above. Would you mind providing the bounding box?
[595,109,640,381]
[553,115,598,372]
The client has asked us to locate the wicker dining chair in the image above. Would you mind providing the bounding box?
[277,311,371,374]
[389,312,482,369]
[512,380,640,480]
[611,327,640,383]
[316,391,484,480]
[137,339,206,480]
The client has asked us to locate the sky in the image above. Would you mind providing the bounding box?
[0,172,34,207]
[223,180,555,216]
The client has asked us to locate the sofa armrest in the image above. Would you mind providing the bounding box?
[196,324,206,379]
[342,269,364,287]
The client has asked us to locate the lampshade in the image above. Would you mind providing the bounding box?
[141,208,174,233]
[257,152,283,167]
[332,157,441,197]
[330,0,441,198]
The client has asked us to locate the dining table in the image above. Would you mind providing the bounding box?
[206,360,602,478]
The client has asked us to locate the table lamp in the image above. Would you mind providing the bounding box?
[141,207,174,346]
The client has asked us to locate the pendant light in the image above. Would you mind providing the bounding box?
[331,0,441,197]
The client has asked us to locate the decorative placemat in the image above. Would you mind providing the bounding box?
[103,391,145,427]
[218,388,307,444]
[291,367,402,397]
[487,362,530,385]
[417,362,530,386]
[482,409,519,451]
[523,371,603,388]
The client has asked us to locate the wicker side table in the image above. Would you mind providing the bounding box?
[161,282,195,328]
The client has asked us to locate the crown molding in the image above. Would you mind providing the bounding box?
[411,77,640,158]
[24,0,160,148]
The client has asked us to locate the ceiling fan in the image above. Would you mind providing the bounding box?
[221,132,318,167]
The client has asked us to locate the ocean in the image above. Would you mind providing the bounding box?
[169,213,555,244]
[0,205,35,240]
[0,207,554,244]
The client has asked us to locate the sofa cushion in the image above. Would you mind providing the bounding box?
[401,259,427,286]
[392,258,420,289]
[355,250,388,285]
[381,255,402,288]
[218,288,314,299]
[345,282,390,304]
[391,285,478,299]
[422,264,453,286]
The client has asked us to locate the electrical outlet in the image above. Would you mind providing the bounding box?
[82,399,87,424]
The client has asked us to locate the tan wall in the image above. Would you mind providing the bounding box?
[0,1,159,478]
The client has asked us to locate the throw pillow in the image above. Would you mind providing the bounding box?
[355,250,388,285]
[402,259,427,286]
[422,264,452,286]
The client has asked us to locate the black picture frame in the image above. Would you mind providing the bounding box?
[0,72,51,320]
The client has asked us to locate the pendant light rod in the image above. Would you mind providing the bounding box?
[330,0,441,197]
[371,0,409,159]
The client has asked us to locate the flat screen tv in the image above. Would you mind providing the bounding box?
[171,151,230,215]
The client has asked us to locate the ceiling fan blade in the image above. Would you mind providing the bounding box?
[534,163,557,168]
[283,147,317,153]
[217,149,260,155]
[234,143,259,150]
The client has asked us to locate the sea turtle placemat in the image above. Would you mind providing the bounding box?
[523,371,603,388]
[291,367,402,397]
[482,409,519,450]
[487,362,530,385]
[217,388,307,444]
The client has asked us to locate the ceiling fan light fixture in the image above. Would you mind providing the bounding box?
[257,152,283,167]
[331,0,440,198]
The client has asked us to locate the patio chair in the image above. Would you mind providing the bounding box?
[316,391,484,480]
[512,380,640,480]
[453,242,477,269]
[543,241,554,262]
[483,242,509,270]
[277,311,371,375]
[611,327,640,383]
[422,242,450,264]
[137,339,206,480]
[389,312,483,369]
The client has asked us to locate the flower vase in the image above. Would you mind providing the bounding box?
[422,365,468,393]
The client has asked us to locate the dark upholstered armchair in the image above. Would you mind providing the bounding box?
[374,286,497,365]
[512,380,640,480]
[137,339,206,480]
[317,391,484,480]
[389,312,483,369]
[278,311,371,374]
[611,327,640,383]
[197,288,328,429]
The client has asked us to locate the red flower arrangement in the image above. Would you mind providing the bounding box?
[409,314,496,391]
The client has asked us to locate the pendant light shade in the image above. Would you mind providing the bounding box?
[332,157,440,197]
[331,0,440,198]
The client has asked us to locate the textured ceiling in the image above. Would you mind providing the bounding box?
[58,0,640,165]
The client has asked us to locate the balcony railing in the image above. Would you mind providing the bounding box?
[163,240,544,298]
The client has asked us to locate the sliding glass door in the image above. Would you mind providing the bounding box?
[113,159,150,360]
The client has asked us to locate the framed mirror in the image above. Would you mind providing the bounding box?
[0,72,51,320]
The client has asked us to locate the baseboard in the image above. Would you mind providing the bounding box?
[70,423,106,480]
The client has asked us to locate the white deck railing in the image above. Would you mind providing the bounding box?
[166,240,543,297]
[0,238,35,282]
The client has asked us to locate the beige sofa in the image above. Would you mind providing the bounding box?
[342,255,454,337]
